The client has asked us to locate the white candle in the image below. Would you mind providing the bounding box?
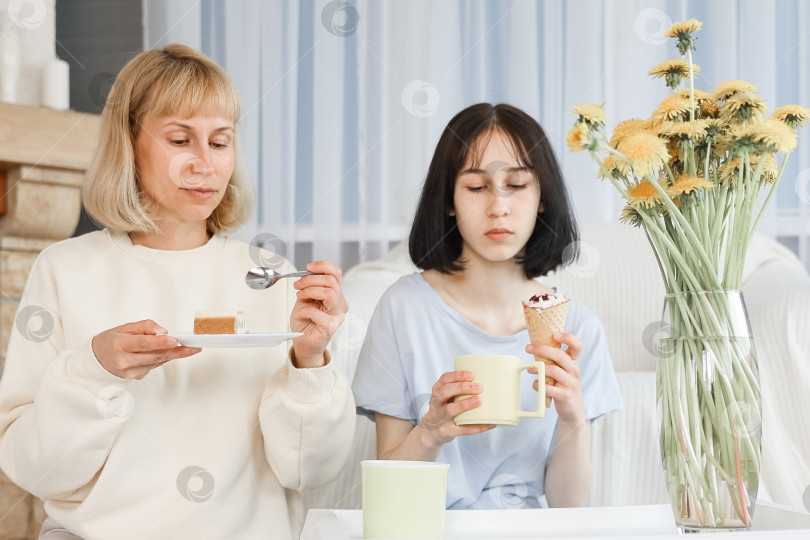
[42,58,70,110]
[0,18,20,104]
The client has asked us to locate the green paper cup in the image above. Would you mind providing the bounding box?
[361,460,449,539]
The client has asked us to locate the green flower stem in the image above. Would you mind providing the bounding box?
[667,336,755,526]
[687,194,713,280]
[591,147,679,293]
[723,164,747,287]
[700,191,712,262]
[702,434,741,516]
[644,173,722,289]
[688,50,696,123]
[670,351,710,494]
[702,414,724,520]
[663,292,762,526]
[663,340,714,520]
[640,214,705,292]
[749,153,790,243]
[662,162,709,274]
[645,227,672,293]
[703,297,762,413]
[677,296,757,409]
[731,155,767,286]
[731,155,756,285]
[709,182,730,264]
[704,140,712,183]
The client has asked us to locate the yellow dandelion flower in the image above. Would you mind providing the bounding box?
[675,88,713,102]
[667,174,714,196]
[616,133,670,178]
[695,127,728,164]
[609,118,649,148]
[675,88,718,118]
[711,138,730,157]
[658,119,708,140]
[699,100,720,118]
[665,19,703,38]
[747,118,798,153]
[717,158,742,185]
[759,154,780,184]
[667,144,684,170]
[771,104,810,129]
[718,154,779,185]
[713,80,758,102]
[721,93,767,124]
[597,155,622,180]
[652,95,697,124]
[725,125,759,155]
[627,180,665,209]
[566,123,591,153]
[619,205,643,228]
[649,59,701,89]
[703,118,726,138]
[665,19,702,55]
[572,103,606,126]
[649,59,700,79]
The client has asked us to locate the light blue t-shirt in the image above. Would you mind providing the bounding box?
[352,273,623,510]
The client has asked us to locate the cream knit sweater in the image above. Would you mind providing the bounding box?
[0,230,355,539]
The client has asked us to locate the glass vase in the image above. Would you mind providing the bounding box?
[657,290,761,533]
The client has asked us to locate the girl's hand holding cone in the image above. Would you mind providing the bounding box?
[526,332,586,423]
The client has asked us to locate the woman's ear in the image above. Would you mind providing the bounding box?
[449,208,456,217]
[538,200,545,214]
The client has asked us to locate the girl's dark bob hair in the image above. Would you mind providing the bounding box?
[409,102,579,279]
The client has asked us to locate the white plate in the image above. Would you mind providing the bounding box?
[168,332,302,348]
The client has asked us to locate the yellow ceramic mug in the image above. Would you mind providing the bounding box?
[361,460,449,539]
[453,354,546,425]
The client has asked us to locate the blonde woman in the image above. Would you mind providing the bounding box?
[0,45,354,539]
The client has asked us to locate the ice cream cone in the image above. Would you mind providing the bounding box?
[523,299,569,407]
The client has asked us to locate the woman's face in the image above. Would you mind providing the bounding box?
[452,131,543,266]
[134,112,236,228]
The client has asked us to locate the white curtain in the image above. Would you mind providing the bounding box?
[143,0,810,271]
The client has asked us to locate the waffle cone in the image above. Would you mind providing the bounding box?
[523,299,569,407]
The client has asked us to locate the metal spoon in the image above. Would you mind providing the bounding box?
[245,267,314,290]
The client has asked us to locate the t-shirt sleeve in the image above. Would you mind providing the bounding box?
[351,283,417,423]
[568,299,624,421]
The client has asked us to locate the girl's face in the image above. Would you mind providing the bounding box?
[134,112,235,229]
[452,131,543,266]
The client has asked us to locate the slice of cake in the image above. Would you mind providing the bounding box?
[193,310,247,334]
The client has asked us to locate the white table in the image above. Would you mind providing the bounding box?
[300,501,810,539]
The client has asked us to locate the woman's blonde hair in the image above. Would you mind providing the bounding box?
[82,44,254,234]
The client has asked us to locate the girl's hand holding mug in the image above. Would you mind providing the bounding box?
[416,371,495,448]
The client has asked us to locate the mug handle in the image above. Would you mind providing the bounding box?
[516,361,546,418]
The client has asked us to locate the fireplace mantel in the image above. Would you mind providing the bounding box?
[0,102,101,171]
[0,101,100,344]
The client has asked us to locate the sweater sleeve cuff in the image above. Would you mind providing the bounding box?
[284,349,336,404]
[65,339,134,393]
